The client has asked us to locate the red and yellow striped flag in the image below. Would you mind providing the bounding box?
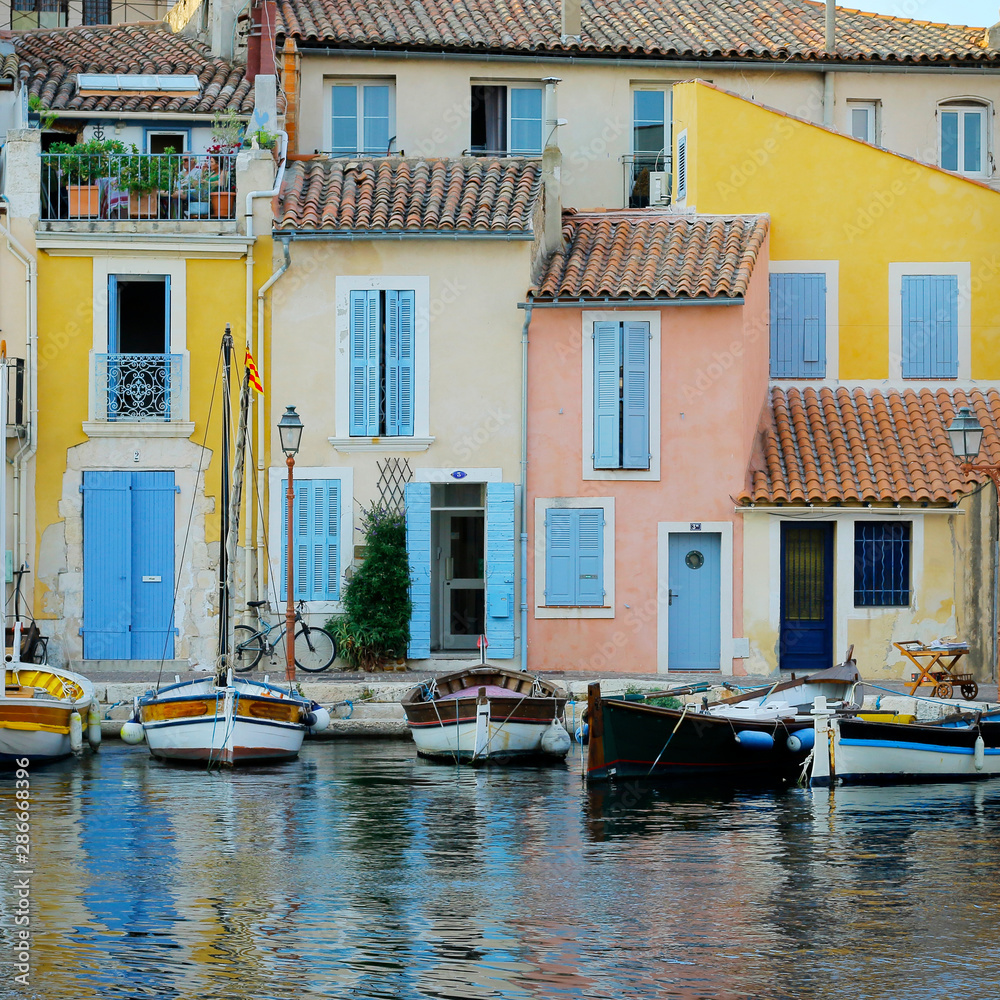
[245,347,264,394]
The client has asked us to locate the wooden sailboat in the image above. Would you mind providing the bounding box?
[0,340,100,767]
[127,330,327,766]
[401,664,571,763]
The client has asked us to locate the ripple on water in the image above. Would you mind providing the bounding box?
[4,742,1000,999]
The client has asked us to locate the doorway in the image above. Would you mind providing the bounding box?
[431,483,485,650]
[667,531,721,670]
[779,522,834,671]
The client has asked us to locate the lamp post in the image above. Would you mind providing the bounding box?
[278,405,304,682]
[946,405,995,680]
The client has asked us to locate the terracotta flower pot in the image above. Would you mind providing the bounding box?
[211,191,235,219]
[129,190,159,218]
[67,184,100,218]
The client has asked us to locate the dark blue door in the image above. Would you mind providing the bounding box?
[82,470,175,659]
[780,523,834,671]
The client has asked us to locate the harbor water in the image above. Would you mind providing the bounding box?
[3,739,1000,999]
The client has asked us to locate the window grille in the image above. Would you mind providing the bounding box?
[854,521,911,607]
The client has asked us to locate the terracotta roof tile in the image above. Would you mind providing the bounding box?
[276,156,541,233]
[532,211,767,300]
[741,387,1000,505]
[13,22,256,115]
[277,0,997,64]
[0,50,17,82]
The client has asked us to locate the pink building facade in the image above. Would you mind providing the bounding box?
[526,211,770,675]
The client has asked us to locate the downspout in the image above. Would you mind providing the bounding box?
[519,300,532,672]
[0,195,37,603]
[823,0,835,128]
[250,233,291,605]
[243,129,288,607]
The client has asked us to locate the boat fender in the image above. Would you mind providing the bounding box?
[69,712,84,753]
[575,722,589,745]
[541,720,572,757]
[304,706,331,733]
[735,730,774,751]
[787,729,815,753]
[975,734,985,772]
[120,721,146,745]
[87,699,102,750]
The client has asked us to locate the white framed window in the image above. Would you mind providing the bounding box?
[268,467,354,615]
[888,263,971,381]
[329,79,395,156]
[847,100,878,145]
[628,87,670,207]
[470,84,543,156]
[146,130,188,154]
[939,101,990,176]
[331,275,432,451]
[581,310,660,481]
[534,496,615,619]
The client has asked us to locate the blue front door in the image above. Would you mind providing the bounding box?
[668,532,721,670]
[780,522,834,671]
[82,470,175,660]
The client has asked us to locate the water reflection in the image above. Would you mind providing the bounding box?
[3,743,1000,998]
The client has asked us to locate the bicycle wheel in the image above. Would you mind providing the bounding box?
[295,625,337,672]
[233,624,264,672]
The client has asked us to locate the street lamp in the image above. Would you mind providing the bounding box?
[946,404,997,680]
[279,405,303,682]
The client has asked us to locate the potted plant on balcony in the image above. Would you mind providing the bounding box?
[180,161,213,218]
[46,137,126,218]
[119,144,179,218]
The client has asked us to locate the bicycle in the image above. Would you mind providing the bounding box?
[233,600,337,673]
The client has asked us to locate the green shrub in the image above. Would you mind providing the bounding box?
[326,504,410,671]
[46,138,127,184]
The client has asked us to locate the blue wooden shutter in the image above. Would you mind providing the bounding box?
[575,508,605,606]
[593,321,621,468]
[129,472,175,659]
[485,481,515,658]
[544,509,574,605]
[621,321,650,469]
[509,87,543,155]
[317,480,341,600]
[386,289,415,436]
[770,273,826,378]
[349,289,380,435]
[405,481,431,658]
[332,84,359,154]
[362,85,391,154]
[82,471,132,659]
[902,275,957,378]
[281,479,341,601]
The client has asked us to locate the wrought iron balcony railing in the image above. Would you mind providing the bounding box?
[94,353,183,422]
[40,151,237,222]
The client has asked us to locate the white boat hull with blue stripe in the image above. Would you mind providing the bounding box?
[811,709,1000,786]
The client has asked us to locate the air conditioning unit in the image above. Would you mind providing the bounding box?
[648,170,670,205]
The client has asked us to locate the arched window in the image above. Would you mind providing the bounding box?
[938,99,991,177]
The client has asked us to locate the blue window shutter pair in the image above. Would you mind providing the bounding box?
[405,482,432,658]
[349,289,415,436]
[281,479,341,601]
[593,321,650,469]
[544,508,604,607]
[901,275,958,378]
[769,273,826,378]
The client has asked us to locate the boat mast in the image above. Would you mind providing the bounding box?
[218,328,232,667]
[225,366,251,667]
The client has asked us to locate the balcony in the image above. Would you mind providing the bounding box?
[40,151,237,225]
[93,353,183,422]
[623,155,672,209]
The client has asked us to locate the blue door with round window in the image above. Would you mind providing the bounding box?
[667,532,721,670]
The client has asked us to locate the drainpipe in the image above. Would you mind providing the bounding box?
[243,129,288,607]
[249,234,291,604]
[0,197,36,604]
[823,0,835,128]
[519,300,532,672]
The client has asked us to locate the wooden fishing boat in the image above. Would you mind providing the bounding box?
[401,665,571,763]
[1,633,99,767]
[585,656,862,784]
[810,703,1000,786]
[125,332,327,766]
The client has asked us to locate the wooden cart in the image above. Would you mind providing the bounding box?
[895,640,978,700]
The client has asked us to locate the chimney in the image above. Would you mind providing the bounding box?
[989,9,1000,50]
[541,77,563,260]
[281,37,301,154]
[825,0,835,53]
[211,0,241,60]
[561,0,581,42]
[246,0,277,81]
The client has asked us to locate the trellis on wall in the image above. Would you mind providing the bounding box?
[377,457,412,512]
